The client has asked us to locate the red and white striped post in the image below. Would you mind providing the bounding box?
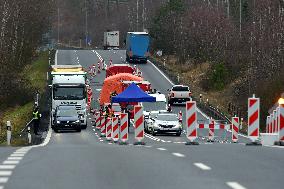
[276,107,280,133]
[100,116,106,137]
[120,113,128,145]
[275,104,284,145]
[208,119,215,142]
[178,111,183,123]
[185,101,199,145]
[106,118,112,141]
[269,114,273,133]
[134,105,145,145]
[273,110,277,133]
[247,95,260,144]
[95,112,100,129]
[97,61,101,73]
[232,116,239,143]
[266,116,270,133]
[112,117,119,143]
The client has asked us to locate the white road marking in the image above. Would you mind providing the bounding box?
[7,157,22,160]
[10,154,25,157]
[157,148,167,151]
[144,145,152,148]
[100,140,104,142]
[226,182,247,189]
[194,163,211,170]
[12,151,26,154]
[263,145,284,149]
[172,153,185,157]
[0,165,16,170]
[93,129,96,131]
[0,177,8,183]
[0,171,12,176]
[2,161,19,165]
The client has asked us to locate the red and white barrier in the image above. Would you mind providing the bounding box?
[208,120,215,142]
[134,105,144,144]
[100,116,106,137]
[112,117,119,142]
[273,110,277,133]
[97,61,101,73]
[120,113,128,143]
[269,114,273,133]
[95,112,100,129]
[278,104,284,142]
[248,96,260,141]
[186,101,198,143]
[106,118,112,141]
[178,111,183,123]
[197,124,231,129]
[276,107,280,133]
[266,116,270,133]
[232,116,239,143]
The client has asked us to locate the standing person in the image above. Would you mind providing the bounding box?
[32,107,41,135]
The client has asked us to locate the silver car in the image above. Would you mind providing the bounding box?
[147,113,182,136]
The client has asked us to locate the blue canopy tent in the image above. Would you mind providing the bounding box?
[112,83,156,103]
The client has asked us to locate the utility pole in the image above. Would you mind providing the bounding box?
[136,0,139,31]
[142,0,145,31]
[239,0,242,38]
[85,0,88,48]
[57,7,60,44]
[227,0,230,19]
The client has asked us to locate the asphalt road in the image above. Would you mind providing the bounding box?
[0,49,283,189]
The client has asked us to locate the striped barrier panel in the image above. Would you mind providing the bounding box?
[278,104,284,142]
[100,116,106,137]
[106,118,112,141]
[134,105,144,143]
[248,96,259,142]
[269,114,273,133]
[266,116,270,133]
[112,117,119,142]
[120,113,128,143]
[95,112,100,129]
[186,101,197,142]
[178,111,183,123]
[232,117,239,143]
[273,110,277,133]
[208,121,215,141]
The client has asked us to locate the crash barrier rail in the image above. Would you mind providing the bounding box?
[149,57,231,123]
[266,103,284,145]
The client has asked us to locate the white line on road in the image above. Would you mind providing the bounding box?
[226,182,247,189]
[0,165,16,170]
[10,154,25,157]
[7,157,22,161]
[2,161,19,165]
[0,177,8,183]
[194,163,211,170]
[157,148,167,151]
[0,171,12,176]
[100,140,104,142]
[172,153,185,157]
[144,145,152,148]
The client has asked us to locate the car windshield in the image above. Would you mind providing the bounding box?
[143,101,166,111]
[172,86,189,91]
[57,109,78,117]
[53,86,86,100]
[156,114,178,121]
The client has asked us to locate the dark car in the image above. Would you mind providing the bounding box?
[52,105,81,132]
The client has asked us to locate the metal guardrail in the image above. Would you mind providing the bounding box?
[19,118,34,136]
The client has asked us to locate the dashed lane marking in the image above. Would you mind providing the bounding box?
[157,148,167,151]
[7,157,22,161]
[2,161,19,165]
[144,146,152,148]
[10,154,25,157]
[0,165,16,170]
[194,163,211,170]
[0,177,8,183]
[226,182,247,189]
[172,153,185,157]
[0,171,12,176]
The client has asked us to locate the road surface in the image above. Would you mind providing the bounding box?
[0,49,283,189]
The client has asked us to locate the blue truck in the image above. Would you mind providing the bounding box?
[126,32,150,64]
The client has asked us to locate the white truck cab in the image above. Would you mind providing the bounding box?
[50,65,88,129]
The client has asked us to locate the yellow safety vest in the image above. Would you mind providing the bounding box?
[33,111,40,120]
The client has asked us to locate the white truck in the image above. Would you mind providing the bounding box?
[50,65,88,129]
[103,31,119,50]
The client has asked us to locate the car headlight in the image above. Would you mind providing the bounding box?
[75,120,80,123]
[56,121,60,124]
[154,123,160,128]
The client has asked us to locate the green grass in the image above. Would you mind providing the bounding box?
[0,51,49,145]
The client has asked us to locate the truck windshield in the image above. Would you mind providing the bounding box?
[143,101,166,111]
[57,109,78,117]
[53,86,86,100]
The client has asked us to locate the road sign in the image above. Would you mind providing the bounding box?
[232,117,239,143]
[120,113,128,144]
[185,101,198,145]
[134,105,144,144]
[112,117,119,142]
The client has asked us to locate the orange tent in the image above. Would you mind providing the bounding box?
[99,73,143,105]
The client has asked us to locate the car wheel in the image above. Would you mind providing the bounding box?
[176,131,181,136]
[152,129,156,136]
[54,128,59,133]
[76,127,82,132]
[81,124,87,129]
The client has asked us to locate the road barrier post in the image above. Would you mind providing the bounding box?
[232,116,239,143]
[119,113,128,145]
[185,101,199,145]
[27,126,32,144]
[269,114,273,133]
[95,112,100,129]
[134,105,145,145]
[273,110,277,133]
[178,111,182,123]
[106,118,112,141]
[266,116,270,133]
[97,61,101,73]
[246,94,261,145]
[276,107,280,133]
[207,120,215,143]
[6,121,11,146]
[275,104,284,146]
[100,116,106,137]
[112,117,119,143]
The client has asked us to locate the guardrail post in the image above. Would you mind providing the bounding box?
[7,121,11,146]
[27,126,32,144]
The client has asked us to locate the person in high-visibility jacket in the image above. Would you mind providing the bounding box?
[32,107,41,135]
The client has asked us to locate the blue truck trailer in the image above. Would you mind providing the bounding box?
[126,32,150,64]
